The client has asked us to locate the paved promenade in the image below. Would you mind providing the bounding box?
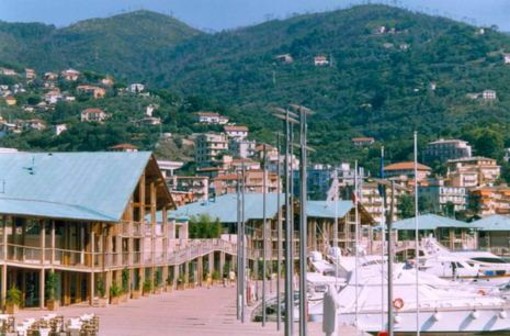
[15,285,368,336]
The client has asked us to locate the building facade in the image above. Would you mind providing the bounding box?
[423,138,472,164]
[195,133,229,166]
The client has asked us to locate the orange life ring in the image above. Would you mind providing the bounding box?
[478,289,486,296]
[393,298,404,310]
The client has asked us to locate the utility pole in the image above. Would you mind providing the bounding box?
[262,144,267,326]
[387,180,395,336]
[275,132,283,331]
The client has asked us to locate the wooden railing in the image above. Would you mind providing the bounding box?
[0,239,240,270]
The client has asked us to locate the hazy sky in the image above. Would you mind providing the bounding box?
[0,0,509,32]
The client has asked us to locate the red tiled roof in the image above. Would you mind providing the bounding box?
[224,125,248,132]
[82,108,105,114]
[385,161,431,171]
[109,143,138,150]
[352,137,374,142]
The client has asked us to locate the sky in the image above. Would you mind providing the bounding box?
[0,0,509,32]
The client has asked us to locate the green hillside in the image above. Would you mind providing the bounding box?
[158,5,510,165]
[2,5,510,176]
[0,10,202,81]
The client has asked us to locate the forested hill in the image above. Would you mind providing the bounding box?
[0,10,202,81]
[159,5,510,164]
[2,5,510,172]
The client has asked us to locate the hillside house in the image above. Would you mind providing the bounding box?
[81,108,108,122]
[44,89,62,104]
[76,85,106,99]
[4,96,16,106]
[61,69,80,81]
[23,118,46,131]
[128,83,145,93]
[101,77,114,86]
[108,143,138,152]
[275,54,293,64]
[224,125,248,139]
[504,54,510,64]
[196,112,229,125]
[44,72,58,81]
[0,68,16,76]
[482,89,497,101]
[25,68,36,80]
[384,162,432,182]
[314,55,329,66]
[352,137,375,147]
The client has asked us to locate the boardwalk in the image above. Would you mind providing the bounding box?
[15,285,368,336]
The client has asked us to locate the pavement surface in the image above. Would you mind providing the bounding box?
[14,284,369,335]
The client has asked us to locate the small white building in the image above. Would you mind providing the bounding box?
[196,112,229,125]
[314,55,329,66]
[81,108,108,122]
[128,83,145,93]
[54,124,67,136]
[482,89,497,101]
[224,125,248,139]
[503,54,510,64]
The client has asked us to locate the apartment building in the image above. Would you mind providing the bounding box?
[447,156,500,188]
[423,138,472,164]
[195,133,229,166]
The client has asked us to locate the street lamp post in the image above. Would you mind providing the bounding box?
[274,107,298,336]
[274,104,312,336]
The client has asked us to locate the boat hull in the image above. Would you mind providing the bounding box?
[331,309,510,334]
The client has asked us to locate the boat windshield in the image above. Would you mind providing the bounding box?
[471,257,507,264]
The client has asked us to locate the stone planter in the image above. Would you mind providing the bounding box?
[131,290,141,299]
[46,299,59,311]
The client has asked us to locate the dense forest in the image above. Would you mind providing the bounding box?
[1,5,510,178]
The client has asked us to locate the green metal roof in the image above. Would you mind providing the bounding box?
[393,214,469,231]
[0,151,153,222]
[471,215,510,231]
[171,193,285,223]
[171,195,354,223]
[306,200,353,219]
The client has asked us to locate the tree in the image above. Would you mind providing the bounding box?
[397,194,415,219]
[188,214,222,238]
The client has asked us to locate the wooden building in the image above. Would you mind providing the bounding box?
[0,152,175,309]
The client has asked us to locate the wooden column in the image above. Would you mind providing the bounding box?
[51,221,56,265]
[150,181,156,280]
[1,216,8,306]
[208,253,215,274]
[139,174,146,269]
[39,269,45,309]
[162,207,169,283]
[219,251,225,277]
[127,197,134,267]
[197,256,203,286]
[40,220,46,308]
[89,225,95,304]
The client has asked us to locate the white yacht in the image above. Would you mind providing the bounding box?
[308,263,510,334]
[404,236,510,278]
